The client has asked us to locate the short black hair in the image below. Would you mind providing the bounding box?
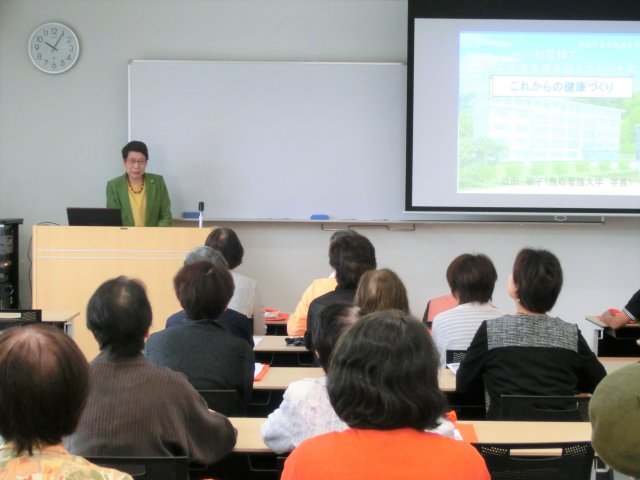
[205,227,244,269]
[174,261,235,320]
[328,310,447,430]
[512,248,563,313]
[122,140,148,160]
[311,302,358,372]
[354,268,409,315]
[446,253,497,304]
[329,233,376,289]
[0,324,90,455]
[87,276,152,357]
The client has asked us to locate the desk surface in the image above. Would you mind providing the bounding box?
[229,417,591,453]
[254,366,457,392]
[587,314,640,329]
[599,356,638,373]
[43,310,79,323]
[254,336,307,353]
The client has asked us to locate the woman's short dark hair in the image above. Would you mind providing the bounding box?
[310,302,359,372]
[0,324,90,455]
[122,140,148,160]
[205,227,244,269]
[446,253,497,304]
[354,268,409,315]
[512,248,563,313]
[87,276,152,357]
[329,233,376,289]
[328,310,447,430]
[174,261,235,320]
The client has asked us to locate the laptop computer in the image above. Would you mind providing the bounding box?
[66,208,123,226]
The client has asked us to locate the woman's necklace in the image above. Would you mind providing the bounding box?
[127,175,145,194]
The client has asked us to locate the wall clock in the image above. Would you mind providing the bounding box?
[28,22,80,74]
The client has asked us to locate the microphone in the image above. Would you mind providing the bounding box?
[198,202,204,228]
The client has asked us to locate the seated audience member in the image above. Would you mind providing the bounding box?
[457,248,607,419]
[145,261,255,404]
[67,277,236,464]
[261,303,358,453]
[287,230,358,336]
[353,268,410,315]
[423,294,459,325]
[304,232,376,348]
[0,325,132,480]
[431,253,503,367]
[206,227,265,334]
[165,245,253,346]
[264,304,457,454]
[590,362,640,479]
[599,289,640,329]
[281,310,490,480]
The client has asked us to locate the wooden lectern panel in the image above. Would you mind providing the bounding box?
[32,226,209,359]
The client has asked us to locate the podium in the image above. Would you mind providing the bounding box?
[32,226,210,359]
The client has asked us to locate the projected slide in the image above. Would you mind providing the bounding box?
[458,32,640,195]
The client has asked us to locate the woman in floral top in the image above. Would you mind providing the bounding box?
[0,324,131,480]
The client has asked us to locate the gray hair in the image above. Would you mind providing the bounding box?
[184,245,228,267]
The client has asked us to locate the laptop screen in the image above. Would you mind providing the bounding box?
[66,208,123,226]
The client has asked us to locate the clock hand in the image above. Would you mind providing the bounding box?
[52,30,65,49]
[44,41,58,52]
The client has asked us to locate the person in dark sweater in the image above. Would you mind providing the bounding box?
[165,245,253,346]
[145,261,255,405]
[457,248,606,419]
[66,276,236,465]
[304,232,376,350]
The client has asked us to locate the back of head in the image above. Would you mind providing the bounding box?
[328,310,447,430]
[354,268,409,315]
[0,324,89,455]
[512,248,563,313]
[329,233,377,289]
[446,253,497,304]
[311,302,359,372]
[184,245,228,267]
[205,227,244,269]
[87,276,152,357]
[590,363,640,477]
[121,140,148,160]
[174,261,235,320]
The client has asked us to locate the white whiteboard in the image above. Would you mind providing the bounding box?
[128,60,409,221]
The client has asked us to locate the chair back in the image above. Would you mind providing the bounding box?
[198,389,246,417]
[445,349,467,364]
[84,456,189,480]
[500,395,590,422]
[473,442,594,480]
[0,309,42,330]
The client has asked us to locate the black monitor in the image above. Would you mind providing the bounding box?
[66,207,122,226]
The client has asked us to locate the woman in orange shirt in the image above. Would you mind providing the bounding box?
[281,310,490,480]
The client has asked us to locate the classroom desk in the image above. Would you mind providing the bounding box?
[254,366,457,392]
[599,356,638,373]
[254,335,314,366]
[254,336,306,353]
[587,314,640,356]
[228,417,592,453]
[265,319,288,336]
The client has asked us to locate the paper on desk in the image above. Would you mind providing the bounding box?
[254,363,269,381]
[253,336,262,346]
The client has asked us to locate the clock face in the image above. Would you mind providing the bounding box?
[28,22,79,74]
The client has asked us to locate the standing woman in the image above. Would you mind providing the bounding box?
[106,140,172,227]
